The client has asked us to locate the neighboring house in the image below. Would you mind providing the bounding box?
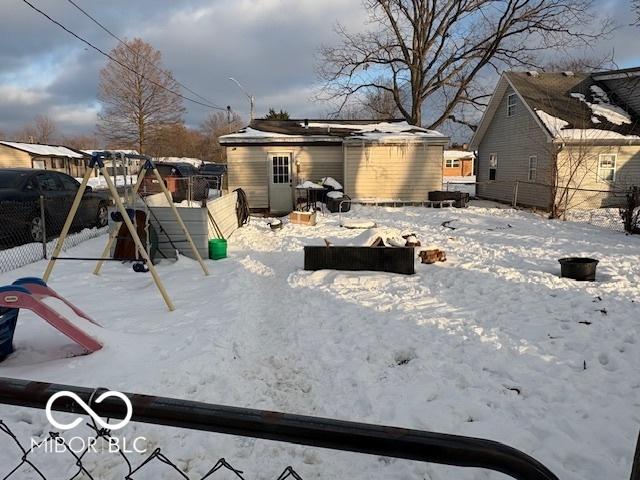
[0,141,89,177]
[470,68,640,210]
[443,150,474,177]
[219,119,449,213]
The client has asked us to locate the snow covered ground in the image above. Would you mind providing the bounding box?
[1,202,639,479]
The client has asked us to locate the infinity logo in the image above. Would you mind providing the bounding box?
[45,391,133,431]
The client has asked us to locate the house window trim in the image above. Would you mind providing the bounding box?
[507,93,517,117]
[528,155,538,182]
[597,153,617,183]
[489,153,497,181]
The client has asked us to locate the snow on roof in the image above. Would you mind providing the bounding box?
[82,149,139,156]
[155,157,204,168]
[220,120,447,144]
[569,88,632,126]
[535,109,640,141]
[444,150,475,161]
[1,141,84,158]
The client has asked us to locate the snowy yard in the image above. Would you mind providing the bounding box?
[1,202,639,479]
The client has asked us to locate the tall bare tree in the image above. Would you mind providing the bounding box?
[16,115,58,143]
[97,38,185,154]
[200,111,243,162]
[318,0,611,129]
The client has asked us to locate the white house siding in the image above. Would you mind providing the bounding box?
[476,86,554,208]
[344,143,443,201]
[226,145,343,210]
[556,145,640,209]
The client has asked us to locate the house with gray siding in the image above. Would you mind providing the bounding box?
[470,68,640,211]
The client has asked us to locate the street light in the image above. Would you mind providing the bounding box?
[229,77,255,121]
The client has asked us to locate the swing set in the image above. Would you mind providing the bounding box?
[42,152,210,312]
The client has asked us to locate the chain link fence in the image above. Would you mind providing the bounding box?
[0,196,108,274]
[0,419,303,480]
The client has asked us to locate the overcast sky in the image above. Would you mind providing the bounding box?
[1,0,638,143]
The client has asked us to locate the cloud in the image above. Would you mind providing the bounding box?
[0,0,637,144]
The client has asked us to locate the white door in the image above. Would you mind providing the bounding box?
[269,153,293,213]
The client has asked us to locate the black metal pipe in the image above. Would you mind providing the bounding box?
[0,377,558,480]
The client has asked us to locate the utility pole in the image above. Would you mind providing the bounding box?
[229,77,255,121]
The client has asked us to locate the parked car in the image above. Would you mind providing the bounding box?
[199,162,227,189]
[0,168,109,246]
[140,162,208,203]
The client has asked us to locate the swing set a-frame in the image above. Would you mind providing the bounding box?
[42,152,210,311]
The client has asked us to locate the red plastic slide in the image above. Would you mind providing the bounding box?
[0,279,102,353]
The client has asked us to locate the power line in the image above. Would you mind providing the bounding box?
[20,0,227,111]
[65,0,220,108]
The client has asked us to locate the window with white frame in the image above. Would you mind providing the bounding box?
[528,155,538,181]
[270,153,291,184]
[597,154,616,182]
[489,153,497,180]
[445,158,460,168]
[507,93,517,117]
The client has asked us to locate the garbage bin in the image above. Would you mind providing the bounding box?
[0,308,18,362]
[208,238,228,260]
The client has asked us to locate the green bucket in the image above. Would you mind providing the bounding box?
[208,238,227,260]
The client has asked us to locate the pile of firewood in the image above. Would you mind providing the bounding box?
[418,248,447,264]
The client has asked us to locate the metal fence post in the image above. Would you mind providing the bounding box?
[39,195,47,259]
[513,180,519,207]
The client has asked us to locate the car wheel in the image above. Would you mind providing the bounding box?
[29,215,44,242]
[96,204,108,228]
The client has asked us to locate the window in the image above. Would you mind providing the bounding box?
[528,155,538,182]
[489,153,497,180]
[445,159,461,168]
[36,173,62,191]
[271,154,290,184]
[32,159,45,169]
[507,93,517,117]
[58,173,80,191]
[598,154,616,182]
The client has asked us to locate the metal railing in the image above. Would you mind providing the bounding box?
[0,377,568,480]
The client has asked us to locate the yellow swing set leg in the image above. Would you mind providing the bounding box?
[42,160,175,311]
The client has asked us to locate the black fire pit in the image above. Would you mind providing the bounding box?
[558,257,599,281]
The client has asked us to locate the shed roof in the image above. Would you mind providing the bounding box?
[220,119,448,145]
[1,141,85,158]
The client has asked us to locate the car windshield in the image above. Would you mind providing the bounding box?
[153,165,180,177]
[0,171,29,189]
[176,165,195,176]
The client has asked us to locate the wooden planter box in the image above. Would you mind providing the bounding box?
[304,246,415,275]
[290,211,317,226]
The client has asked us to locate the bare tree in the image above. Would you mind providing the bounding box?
[633,0,640,26]
[543,54,615,73]
[200,111,243,162]
[97,38,185,154]
[60,133,99,150]
[318,0,611,129]
[16,115,58,144]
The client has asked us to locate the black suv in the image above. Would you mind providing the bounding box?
[0,169,109,245]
